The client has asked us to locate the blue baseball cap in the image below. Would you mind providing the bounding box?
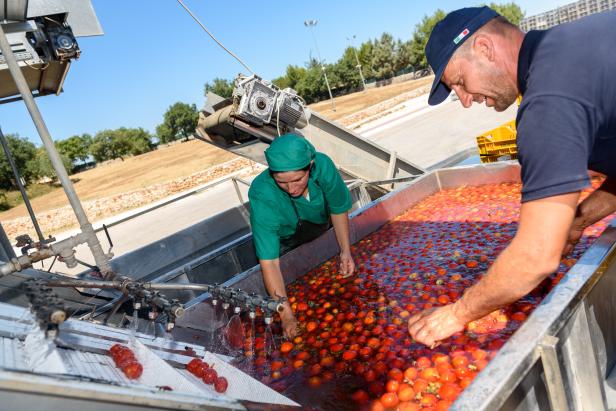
[426,6,500,105]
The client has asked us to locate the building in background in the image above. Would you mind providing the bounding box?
[520,0,616,31]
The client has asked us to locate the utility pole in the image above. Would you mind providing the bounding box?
[304,19,336,112]
[346,35,366,91]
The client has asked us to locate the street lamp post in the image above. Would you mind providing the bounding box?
[347,34,367,91]
[304,19,336,112]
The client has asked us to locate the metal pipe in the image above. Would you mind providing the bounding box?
[144,283,214,292]
[0,232,87,276]
[45,280,120,289]
[0,248,54,277]
[0,23,112,277]
[45,279,284,314]
[0,127,46,243]
[231,178,244,204]
[200,104,234,130]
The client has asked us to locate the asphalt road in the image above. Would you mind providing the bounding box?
[39,178,251,275]
[361,96,518,168]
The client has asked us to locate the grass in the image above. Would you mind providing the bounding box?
[0,139,237,221]
[0,183,58,210]
[309,76,434,121]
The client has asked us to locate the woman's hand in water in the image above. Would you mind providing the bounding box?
[280,303,300,339]
[340,250,356,278]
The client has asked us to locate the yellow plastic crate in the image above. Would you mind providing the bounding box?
[479,153,518,164]
[476,121,517,157]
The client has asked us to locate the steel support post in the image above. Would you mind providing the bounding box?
[0,23,112,277]
[538,335,568,410]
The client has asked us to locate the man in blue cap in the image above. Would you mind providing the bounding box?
[408,7,616,346]
[249,133,355,338]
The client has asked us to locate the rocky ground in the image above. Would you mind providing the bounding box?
[3,158,261,240]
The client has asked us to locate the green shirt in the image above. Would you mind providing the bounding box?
[249,152,352,260]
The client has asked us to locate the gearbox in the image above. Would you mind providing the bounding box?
[234,75,278,126]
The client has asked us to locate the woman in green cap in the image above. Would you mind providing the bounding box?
[248,133,355,338]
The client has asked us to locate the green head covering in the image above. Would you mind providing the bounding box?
[265,134,316,172]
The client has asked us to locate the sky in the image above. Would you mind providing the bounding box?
[0,0,565,144]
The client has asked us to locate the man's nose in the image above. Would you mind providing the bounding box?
[456,89,473,108]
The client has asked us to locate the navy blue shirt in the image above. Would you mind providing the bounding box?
[516,11,616,202]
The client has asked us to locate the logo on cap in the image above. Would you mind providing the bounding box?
[453,28,470,44]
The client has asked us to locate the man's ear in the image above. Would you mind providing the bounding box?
[472,34,495,62]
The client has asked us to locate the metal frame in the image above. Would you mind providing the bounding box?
[173,161,616,410]
[453,228,616,410]
[0,21,112,276]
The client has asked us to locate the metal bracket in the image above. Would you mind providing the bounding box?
[538,335,568,410]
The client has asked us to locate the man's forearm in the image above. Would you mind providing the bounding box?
[455,192,579,323]
[331,212,351,253]
[575,176,616,229]
[454,241,554,322]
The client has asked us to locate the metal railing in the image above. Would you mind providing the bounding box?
[92,174,252,234]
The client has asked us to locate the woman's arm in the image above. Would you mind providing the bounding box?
[260,258,298,338]
[331,212,355,277]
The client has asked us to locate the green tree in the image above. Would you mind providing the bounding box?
[204,78,234,98]
[90,128,153,162]
[294,57,337,103]
[56,134,92,166]
[487,2,524,25]
[272,65,307,91]
[357,41,375,79]
[27,147,72,182]
[409,9,447,69]
[394,40,415,73]
[371,33,396,79]
[0,134,38,189]
[333,47,363,90]
[116,127,153,156]
[156,102,199,144]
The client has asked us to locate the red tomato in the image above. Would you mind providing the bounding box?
[439,383,462,401]
[214,376,228,393]
[404,367,418,381]
[452,355,469,369]
[419,367,440,382]
[397,384,415,402]
[413,378,429,394]
[420,393,438,407]
[416,356,431,369]
[385,379,399,393]
[280,342,294,354]
[398,402,420,411]
[122,361,143,380]
[186,358,203,375]
[380,392,399,408]
[202,368,217,385]
[351,389,370,404]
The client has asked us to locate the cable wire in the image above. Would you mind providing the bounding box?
[176,0,255,75]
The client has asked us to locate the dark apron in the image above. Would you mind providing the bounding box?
[279,188,331,255]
